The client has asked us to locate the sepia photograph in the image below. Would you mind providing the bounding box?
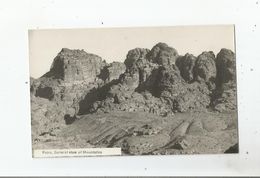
[29,25,238,157]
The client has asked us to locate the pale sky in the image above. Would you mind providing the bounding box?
[29,25,235,78]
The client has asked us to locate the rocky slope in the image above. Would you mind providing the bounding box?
[30,43,238,154]
[34,111,238,155]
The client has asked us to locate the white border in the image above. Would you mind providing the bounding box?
[0,0,260,176]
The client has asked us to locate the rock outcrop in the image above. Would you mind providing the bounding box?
[176,53,196,82]
[44,48,106,83]
[124,48,150,68]
[86,44,222,115]
[216,49,236,85]
[149,43,179,66]
[98,62,126,82]
[213,49,237,112]
[30,48,118,143]
[30,43,237,146]
[194,51,216,83]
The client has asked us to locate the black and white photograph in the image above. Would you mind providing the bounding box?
[2,0,260,176]
[29,25,238,157]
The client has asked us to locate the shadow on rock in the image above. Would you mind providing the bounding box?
[64,114,77,125]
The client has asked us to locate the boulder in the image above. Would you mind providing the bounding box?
[215,48,236,86]
[124,48,158,88]
[213,49,237,112]
[194,51,216,83]
[124,48,150,69]
[149,43,179,66]
[176,53,197,82]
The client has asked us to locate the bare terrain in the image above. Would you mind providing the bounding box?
[33,111,238,155]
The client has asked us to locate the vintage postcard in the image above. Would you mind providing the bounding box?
[29,25,238,157]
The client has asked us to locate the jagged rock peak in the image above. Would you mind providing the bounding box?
[45,48,106,83]
[149,42,179,66]
[124,43,179,69]
[56,48,104,62]
[176,53,197,82]
[216,48,236,85]
[193,51,217,83]
[124,48,150,69]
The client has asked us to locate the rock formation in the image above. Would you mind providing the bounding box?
[149,42,179,66]
[44,48,106,83]
[176,53,196,82]
[194,51,216,83]
[98,62,126,82]
[30,43,237,152]
[216,49,236,85]
[124,48,150,68]
[213,49,237,112]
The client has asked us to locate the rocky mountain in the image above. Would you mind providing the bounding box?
[30,43,238,154]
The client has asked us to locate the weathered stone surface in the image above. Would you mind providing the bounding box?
[31,77,62,100]
[88,57,211,115]
[91,90,173,116]
[41,111,238,155]
[149,43,179,66]
[187,120,204,135]
[213,49,237,112]
[124,48,159,90]
[216,48,236,86]
[172,82,211,112]
[31,95,67,144]
[176,53,197,82]
[119,68,140,91]
[213,85,237,112]
[124,48,150,69]
[45,48,106,83]
[99,62,126,82]
[154,65,184,97]
[194,51,216,83]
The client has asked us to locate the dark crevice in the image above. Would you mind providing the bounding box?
[64,114,77,125]
[78,79,120,115]
[35,86,54,100]
[97,66,110,81]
